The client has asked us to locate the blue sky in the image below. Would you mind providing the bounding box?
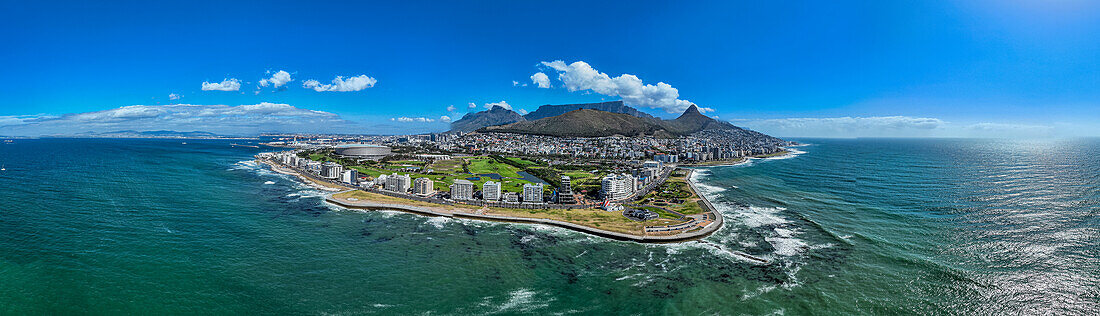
[2,0,1099,137]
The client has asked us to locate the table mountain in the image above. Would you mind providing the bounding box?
[522,101,656,121]
[482,104,739,138]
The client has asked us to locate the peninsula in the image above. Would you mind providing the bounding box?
[256,101,793,242]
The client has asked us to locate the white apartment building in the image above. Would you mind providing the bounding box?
[385,173,411,193]
[450,179,474,200]
[482,181,502,201]
[413,177,433,196]
[340,169,358,184]
[522,183,544,204]
[321,162,343,179]
[601,173,635,201]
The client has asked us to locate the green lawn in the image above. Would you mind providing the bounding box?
[503,156,540,167]
[637,206,682,219]
[467,157,522,178]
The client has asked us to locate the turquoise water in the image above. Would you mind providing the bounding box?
[1,138,1097,314]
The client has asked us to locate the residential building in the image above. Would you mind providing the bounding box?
[522,183,544,204]
[601,173,635,201]
[321,162,343,179]
[413,177,433,196]
[557,175,575,204]
[385,173,411,193]
[502,192,519,203]
[482,181,502,201]
[340,169,358,184]
[450,179,474,200]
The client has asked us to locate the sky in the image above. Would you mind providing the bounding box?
[1,0,1099,137]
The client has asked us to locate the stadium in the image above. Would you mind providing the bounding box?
[333,144,392,160]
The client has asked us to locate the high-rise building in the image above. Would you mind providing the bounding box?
[340,169,358,184]
[601,173,635,201]
[321,162,343,179]
[385,173,411,193]
[482,181,501,201]
[413,177,433,196]
[522,183,544,204]
[450,179,474,200]
[557,175,575,204]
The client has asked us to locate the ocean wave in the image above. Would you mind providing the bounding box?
[479,288,552,314]
[263,180,275,185]
[762,147,806,160]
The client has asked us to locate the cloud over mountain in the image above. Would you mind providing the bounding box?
[537,60,699,113]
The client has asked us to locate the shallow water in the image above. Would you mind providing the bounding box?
[0,138,1096,314]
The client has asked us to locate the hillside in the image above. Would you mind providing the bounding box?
[483,104,740,138]
[483,109,667,137]
[449,106,525,133]
[522,101,656,121]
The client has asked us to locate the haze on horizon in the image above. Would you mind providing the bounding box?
[2,1,1099,138]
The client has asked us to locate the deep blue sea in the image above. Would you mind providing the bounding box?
[1,138,1097,314]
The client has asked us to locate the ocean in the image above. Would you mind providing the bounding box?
[1,138,1097,314]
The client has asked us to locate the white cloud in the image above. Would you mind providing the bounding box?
[530,72,551,89]
[516,109,528,115]
[303,74,377,92]
[390,117,435,123]
[440,115,452,122]
[201,78,241,91]
[484,101,512,110]
[447,105,457,112]
[732,116,946,137]
[0,103,350,136]
[259,70,293,88]
[468,102,477,109]
[538,60,695,113]
[168,93,182,100]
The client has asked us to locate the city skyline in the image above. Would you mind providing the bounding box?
[3,1,1100,137]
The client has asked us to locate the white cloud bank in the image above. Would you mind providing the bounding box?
[201,78,241,91]
[440,115,452,122]
[303,75,377,92]
[732,116,1062,138]
[259,70,293,88]
[537,60,709,113]
[0,103,350,136]
[391,117,435,123]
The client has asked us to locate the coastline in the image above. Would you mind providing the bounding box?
[258,158,725,243]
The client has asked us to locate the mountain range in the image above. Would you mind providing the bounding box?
[482,104,740,137]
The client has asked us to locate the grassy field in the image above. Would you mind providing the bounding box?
[428,159,464,174]
[467,157,522,178]
[636,206,682,220]
[637,171,705,215]
[503,157,540,167]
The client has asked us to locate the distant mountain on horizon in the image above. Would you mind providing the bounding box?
[449,106,526,133]
[45,130,237,139]
[450,100,661,133]
[481,104,749,138]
